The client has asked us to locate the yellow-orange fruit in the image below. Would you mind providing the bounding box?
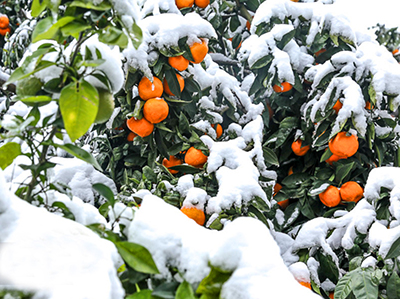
[340,181,364,203]
[163,74,185,96]
[194,0,210,8]
[181,207,205,225]
[126,117,154,137]
[168,55,189,72]
[143,97,169,124]
[273,82,293,93]
[332,99,343,114]
[212,124,223,138]
[319,185,341,207]
[176,0,194,9]
[329,132,359,158]
[127,132,137,141]
[162,155,182,174]
[189,38,208,64]
[0,15,9,29]
[291,139,310,156]
[185,147,208,168]
[138,76,163,101]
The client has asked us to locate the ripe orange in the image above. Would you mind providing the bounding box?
[194,0,210,8]
[168,55,189,71]
[290,0,299,2]
[329,293,334,299]
[393,49,399,55]
[319,185,341,207]
[0,27,10,36]
[212,124,223,138]
[143,97,169,124]
[340,181,364,203]
[299,281,311,289]
[365,101,373,110]
[0,15,9,29]
[162,155,182,174]
[126,117,154,137]
[185,147,208,168]
[326,153,346,166]
[329,132,359,158]
[274,183,282,195]
[246,20,251,30]
[163,73,184,96]
[273,82,293,93]
[332,99,343,114]
[127,132,137,141]
[291,139,310,156]
[288,166,294,176]
[138,76,163,101]
[315,48,326,57]
[176,0,194,9]
[181,207,206,225]
[274,183,289,209]
[189,38,208,64]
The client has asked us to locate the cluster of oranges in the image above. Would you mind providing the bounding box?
[0,15,10,37]
[175,0,210,9]
[319,181,364,207]
[123,38,216,177]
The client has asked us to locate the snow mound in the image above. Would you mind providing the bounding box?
[0,170,124,299]
[128,195,321,298]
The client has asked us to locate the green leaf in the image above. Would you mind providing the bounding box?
[179,112,190,133]
[92,183,115,206]
[152,282,179,299]
[0,142,22,170]
[196,266,232,297]
[164,68,181,97]
[279,116,299,129]
[52,143,102,171]
[250,54,273,69]
[276,29,296,50]
[335,271,354,299]
[31,0,47,17]
[17,95,52,106]
[282,173,310,186]
[248,204,270,228]
[335,162,355,185]
[98,26,129,48]
[69,0,112,10]
[59,80,99,142]
[126,290,154,299]
[387,272,400,299]
[61,21,91,40]
[176,281,196,299]
[351,268,378,299]
[115,241,159,274]
[385,235,400,259]
[33,16,76,43]
[263,147,279,166]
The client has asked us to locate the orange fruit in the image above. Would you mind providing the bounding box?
[319,185,341,207]
[332,99,342,114]
[0,27,10,36]
[163,73,184,96]
[291,139,310,156]
[288,166,294,176]
[339,181,364,203]
[143,97,169,124]
[168,55,189,71]
[180,207,205,225]
[176,0,194,9]
[194,0,210,8]
[211,124,223,138]
[277,199,289,209]
[127,132,137,141]
[290,0,299,2]
[315,48,326,57]
[329,293,334,299]
[365,101,373,110]
[246,20,251,30]
[393,49,399,55]
[329,132,359,158]
[273,82,293,93]
[162,155,182,174]
[299,281,311,289]
[0,15,9,29]
[189,38,208,64]
[185,147,208,168]
[273,183,282,195]
[326,153,346,166]
[138,76,163,101]
[126,117,154,137]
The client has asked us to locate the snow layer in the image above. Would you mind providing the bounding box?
[0,170,124,299]
[128,195,321,299]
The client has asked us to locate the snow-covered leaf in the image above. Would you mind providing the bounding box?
[116,241,159,274]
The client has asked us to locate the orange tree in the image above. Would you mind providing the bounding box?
[2,0,400,298]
